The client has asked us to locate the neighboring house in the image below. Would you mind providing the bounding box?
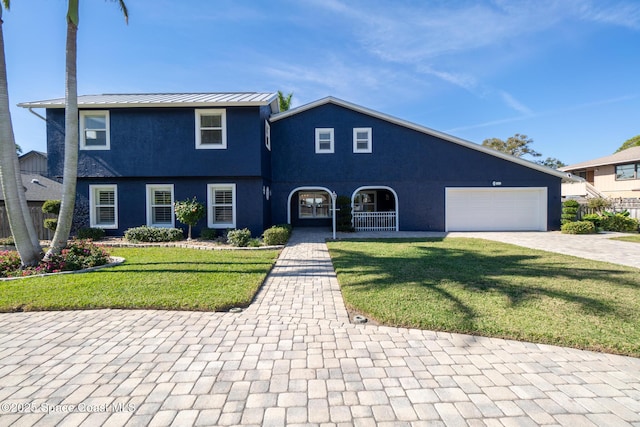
[18,92,574,236]
[19,150,48,175]
[560,147,640,199]
[0,173,63,239]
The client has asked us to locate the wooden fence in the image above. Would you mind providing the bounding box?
[0,206,55,240]
[579,200,640,220]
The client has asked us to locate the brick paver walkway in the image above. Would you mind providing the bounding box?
[0,230,639,426]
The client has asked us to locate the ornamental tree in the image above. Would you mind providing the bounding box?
[174,197,205,240]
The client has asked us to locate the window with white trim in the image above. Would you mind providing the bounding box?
[80,111,110,150]
[146,185,174,227]
[196,109,227,149]
[353,127,372,153]
[265,121,271,151]
[207,183,236,228]
[315,128,334,153]
[299,191,330,218]
[89,185,117,229]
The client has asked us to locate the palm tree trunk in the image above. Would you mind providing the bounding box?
[47,17,78,257]
[0,10,42,266]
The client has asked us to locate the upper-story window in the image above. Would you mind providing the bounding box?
[196,109,227,149]
[265,121,271,151]
[315,128,334,154]
[80,111,110,150]
[146,184,175,227]
[615,163,639,180]
[353,127,372,153]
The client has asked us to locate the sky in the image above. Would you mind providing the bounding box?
[3,0,640,166]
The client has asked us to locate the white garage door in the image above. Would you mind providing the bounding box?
[445,187,547,231]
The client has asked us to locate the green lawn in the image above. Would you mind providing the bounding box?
[0,247,279,312]
[610,234,640,243]
[328,238,640,357]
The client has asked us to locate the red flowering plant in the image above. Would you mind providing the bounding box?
[1,240,111,278]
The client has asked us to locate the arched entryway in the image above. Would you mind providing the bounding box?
[287,187,334,228]
[351,186,399,231]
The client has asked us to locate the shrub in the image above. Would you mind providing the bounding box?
[263,225,291,245]
[248,238,262,247]
[0,236,15,246]
[44,218,58,232]
[336,195,355,232]
[561,199,580,225]
[200,228,218,240]
[77,227,106,240]
[124,226,183,243]
[561,221,596,234]
[581,213,601,228]
[587,197,612,214]
[41,200,61,214]
[42,240,111,272]
[174,197,205,240]
[600,212,639,233]
[0,250,22,277]
[227,228,252,247]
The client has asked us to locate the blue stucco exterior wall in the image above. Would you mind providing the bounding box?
[47,106,267,179]
[76,177,267,237]
[270,103,562,231]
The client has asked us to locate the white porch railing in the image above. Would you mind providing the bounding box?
[353,211,397,231]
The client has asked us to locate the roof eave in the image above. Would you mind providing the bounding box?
[271,97,579,182]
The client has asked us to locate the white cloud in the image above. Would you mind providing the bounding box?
[499,91,533,115]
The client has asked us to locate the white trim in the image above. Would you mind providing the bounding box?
[195,109,227,149]
[315,128,334,154]
[271,97,578,182]
[286,186,334,224]
[145,184,175,228]
[351,186,399,231]
[265,121,271,151]
[353,127,372,153]
[207,183,236,228]
[80,110,110,150]
[89,184,118,229]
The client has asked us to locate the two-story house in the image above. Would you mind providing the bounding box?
[19,92,572,236]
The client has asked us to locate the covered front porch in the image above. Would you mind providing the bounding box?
[351,186,398,231]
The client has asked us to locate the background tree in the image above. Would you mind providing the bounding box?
[481,134,541,159]
[277,90,293,112]
[174,197,205,240]
[15,143,21,154]
[615,134,640,153]
[0,2,43,266]
[537,157,566,169]
[47,0,128,258]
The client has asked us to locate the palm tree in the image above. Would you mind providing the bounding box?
[0,2,43,266]
[47,0,128,257]
[277,90,293,112]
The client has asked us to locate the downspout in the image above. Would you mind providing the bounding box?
[27,107,65,135]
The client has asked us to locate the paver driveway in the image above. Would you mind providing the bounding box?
[0,230,639,426]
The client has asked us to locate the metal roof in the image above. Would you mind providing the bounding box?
[560,146,640,171]
[271,97,579,182]
[18,92,279,109]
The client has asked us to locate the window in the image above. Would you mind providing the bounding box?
[196,109,227,149]
[315,128,334,153]
[89,185,117,229]
[80,111,110,150]
[265,121,271,151]
[353,127,372,153]
[146,185,174,227]
[354,191,376,212]
[299,191,330,218]
[208,184,236,228]
[615,163,638,180]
